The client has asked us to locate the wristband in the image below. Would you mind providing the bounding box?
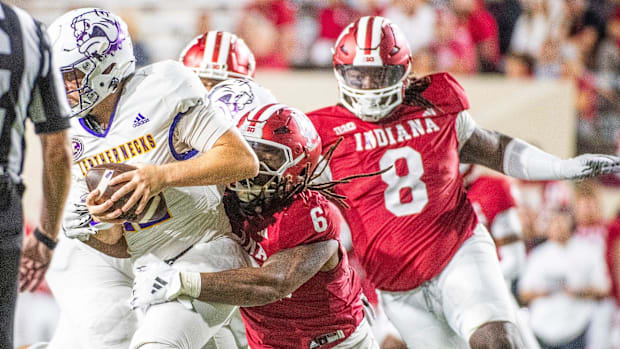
[34,227,57,250]
[179,271,202,299]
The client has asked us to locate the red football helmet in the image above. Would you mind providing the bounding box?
[333,16,412,122]
[230,103,322,201]
[179,31,256,80]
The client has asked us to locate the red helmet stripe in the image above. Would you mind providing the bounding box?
[364,16,374,54]
[211,31,224,64]
[370,17,383,49]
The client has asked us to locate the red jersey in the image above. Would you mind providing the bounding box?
[466,176,517,236]
[229,191,364,349]
[466,175,518,261]
[307,73,478,291]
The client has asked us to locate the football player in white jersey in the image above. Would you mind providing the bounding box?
[178,30,277,349]
[43,8,259,349]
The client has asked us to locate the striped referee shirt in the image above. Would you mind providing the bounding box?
[0,2,70,184]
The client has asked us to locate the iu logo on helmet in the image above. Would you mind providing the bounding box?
[71,9,126,60]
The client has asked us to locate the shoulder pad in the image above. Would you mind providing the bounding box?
[151,60,209,114]
[418,73,470,115]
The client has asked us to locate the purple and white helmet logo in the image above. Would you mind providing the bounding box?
[71,9,125,60]
[211,80,255,114]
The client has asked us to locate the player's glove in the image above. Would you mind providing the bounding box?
[558,154,620,180]
[130,254,201,311]
[62,201,114,241]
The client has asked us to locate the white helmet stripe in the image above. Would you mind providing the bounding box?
[356,16,370,49]
[201,31,217,69]
[252,103,285,123]
[217,31,231,66]
[246,103,275,123]
[242,103,285,139]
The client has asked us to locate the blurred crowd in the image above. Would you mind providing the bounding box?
[511,176,620,348]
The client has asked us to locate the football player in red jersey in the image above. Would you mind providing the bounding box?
[130,104,379,349]
[306,15,620,349]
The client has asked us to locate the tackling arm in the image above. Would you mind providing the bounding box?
[131,240,339,309]
[460,125,620,180]
[194,240,339,306]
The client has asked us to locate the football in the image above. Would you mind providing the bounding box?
[85,163,168,224]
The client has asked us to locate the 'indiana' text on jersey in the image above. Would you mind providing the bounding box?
[77,134,156,176]
[353,117,440,151]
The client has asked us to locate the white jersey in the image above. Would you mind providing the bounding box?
[65,60,233,260]
[208,78,277,122]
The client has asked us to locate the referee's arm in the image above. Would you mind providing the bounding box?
[19,21,71,292]
[30,20,71,243]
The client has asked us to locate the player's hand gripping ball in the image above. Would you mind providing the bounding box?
[85,163,168,223]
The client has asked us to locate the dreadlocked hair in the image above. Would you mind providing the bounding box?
[224,138,390,234]
[403,76,441,112]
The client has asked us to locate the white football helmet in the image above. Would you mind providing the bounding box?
[47,8,135,118]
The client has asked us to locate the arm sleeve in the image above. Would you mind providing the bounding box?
[455,110,477,151]
[175,100,234,153]
[29,21,71,134]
